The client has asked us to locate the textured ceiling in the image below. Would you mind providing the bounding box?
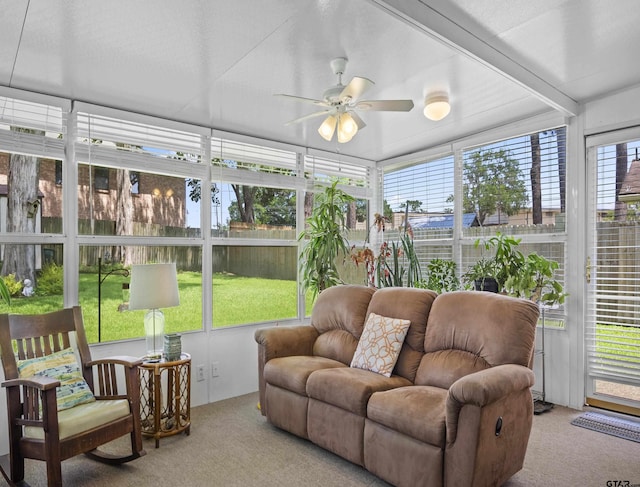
[1,0,639,161]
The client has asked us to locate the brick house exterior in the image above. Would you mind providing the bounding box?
[1,152,186,229]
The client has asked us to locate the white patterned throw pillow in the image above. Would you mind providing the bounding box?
[350,312,411,377]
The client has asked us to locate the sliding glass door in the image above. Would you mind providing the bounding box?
[586,128,640,415]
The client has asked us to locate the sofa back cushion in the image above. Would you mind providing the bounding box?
[365,287,437,382]
[311,285,376,365]
[415,291,539,389]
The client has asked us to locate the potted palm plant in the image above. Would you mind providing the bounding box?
[298,181,355,297]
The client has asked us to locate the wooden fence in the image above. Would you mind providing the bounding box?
[36,218,640,317]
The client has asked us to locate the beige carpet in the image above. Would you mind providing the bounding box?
[9,393,640,487]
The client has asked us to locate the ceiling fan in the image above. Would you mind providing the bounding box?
[276,57,414,143]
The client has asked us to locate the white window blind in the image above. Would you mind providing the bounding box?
[461,127,567,236]
[76,112,204,165]
[383,155,454,233]
[0,95,66,158]
[383,155,456,266]
[211,137,297,175]
[304,154,371,193]
[586,138,640,382]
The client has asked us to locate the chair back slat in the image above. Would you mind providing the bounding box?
[0,307,91,381]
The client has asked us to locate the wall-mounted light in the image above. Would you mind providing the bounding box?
[423,92,451,121]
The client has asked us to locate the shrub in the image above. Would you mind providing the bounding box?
[36,263,64,296]
[2,274,23,297]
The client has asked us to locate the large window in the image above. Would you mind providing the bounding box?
[0,244,64,314]
[0,95,67,318]
[212,245,297,328]
[383,155,456,265]
[79,245,203,343]
[461,127,567,237]
[382,126,567,325]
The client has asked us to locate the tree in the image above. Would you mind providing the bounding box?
[399,200,423,213]
[615,143,628,221]
[228,187,295,226]
[346,200,357,229]
[1,128,43,285]
[383,199,393,222]
[231,184,256,223]
[530,133,542,224]
[460,149,528,225]
[113,168,133,265]
[556,127,567,213]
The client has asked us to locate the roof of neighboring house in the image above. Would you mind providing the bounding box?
[619,159,640,202]
[410,213,478,229]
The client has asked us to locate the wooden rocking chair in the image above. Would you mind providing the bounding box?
[0,306,146,486]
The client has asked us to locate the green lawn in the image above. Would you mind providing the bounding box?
[596,323,640,362]
[0,272,315,344]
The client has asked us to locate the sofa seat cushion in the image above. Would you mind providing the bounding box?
[264,356,346,395]
[367,385,447,448]
[307,367,412,416]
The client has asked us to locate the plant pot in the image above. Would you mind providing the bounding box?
[474,277,499,293]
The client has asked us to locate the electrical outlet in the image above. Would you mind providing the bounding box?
[196,364,205,382]
[211,361,220,377]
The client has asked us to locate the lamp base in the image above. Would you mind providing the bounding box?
[144,309,165,359]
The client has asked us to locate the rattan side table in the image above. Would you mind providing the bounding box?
[139,353,191,448]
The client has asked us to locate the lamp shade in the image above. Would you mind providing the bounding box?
[318,115,338,141]
[128,263,180,310]
[337,112,358,143]
[423,93,451,121]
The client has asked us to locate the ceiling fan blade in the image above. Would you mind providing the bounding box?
[275,93,329,107]
[284,110,333,126]
[349,111,366,130]
[355,99,414,112]
[339,77,374,102]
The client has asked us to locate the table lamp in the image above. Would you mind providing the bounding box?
[128,263,180,359]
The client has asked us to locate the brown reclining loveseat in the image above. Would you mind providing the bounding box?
[255,285,539,487]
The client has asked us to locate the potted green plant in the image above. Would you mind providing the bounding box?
[375,231,422,288]
[298,181,355,297]
[420,258,460,293]
[480,233,524,291]
[502,252,568,307]
[462,256,499,292]
[463,232,524,293]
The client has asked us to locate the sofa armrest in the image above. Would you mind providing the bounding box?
[443,364,535,487]
[254,325,319,416]
[255,325,319,360]
[447,364,535,413]
[446,364,534,441]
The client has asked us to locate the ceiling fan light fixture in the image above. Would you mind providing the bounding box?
[318,115,338,141]
[423,92,450,121]
[337,112,358,143]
